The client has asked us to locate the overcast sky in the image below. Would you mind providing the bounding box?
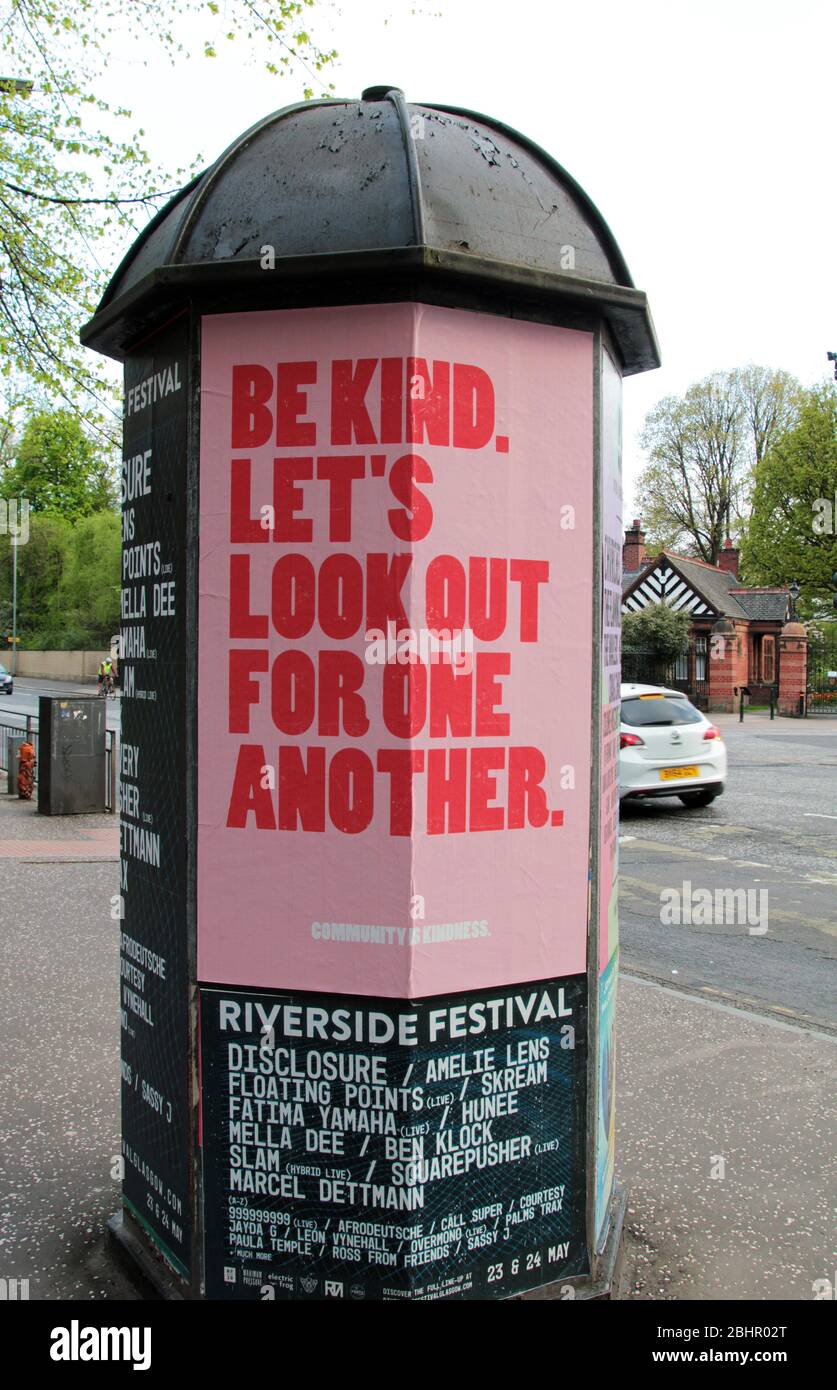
[99,0,837,509]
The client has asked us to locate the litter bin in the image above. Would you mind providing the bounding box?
[37,696,106,814]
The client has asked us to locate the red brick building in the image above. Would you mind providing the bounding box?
[621,521,806,714]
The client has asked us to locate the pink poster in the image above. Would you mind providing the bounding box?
[197,303,594,998]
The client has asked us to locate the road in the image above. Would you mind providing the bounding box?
[619,711,837,1032]
[0,677,121,733]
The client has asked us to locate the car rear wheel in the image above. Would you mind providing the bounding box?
[679,786,722,807]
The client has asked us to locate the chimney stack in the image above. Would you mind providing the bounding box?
[717,537,739,579]
[623,519,646,574]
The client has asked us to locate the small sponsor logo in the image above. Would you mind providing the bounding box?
[299,1275,318,1295]
[324,1280,344,1298]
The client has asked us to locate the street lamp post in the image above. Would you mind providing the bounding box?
[10,530,17,677]
[789,578,800,622]
[0,68,32,675]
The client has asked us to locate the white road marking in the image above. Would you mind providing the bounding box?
[804,813,837,820]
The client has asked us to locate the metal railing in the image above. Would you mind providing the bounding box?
[0,712,116,810]
[621,648,709,709]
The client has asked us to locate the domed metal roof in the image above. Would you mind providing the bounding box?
[81,87,659,373]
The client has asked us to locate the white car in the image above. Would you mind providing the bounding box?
[619,683,727,807]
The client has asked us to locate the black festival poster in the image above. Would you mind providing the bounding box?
[200,977,587,1299]
[119,315,192,1276]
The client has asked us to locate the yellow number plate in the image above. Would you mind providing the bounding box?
[659,766,699,781]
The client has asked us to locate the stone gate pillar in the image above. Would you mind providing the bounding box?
[778,620,808,716]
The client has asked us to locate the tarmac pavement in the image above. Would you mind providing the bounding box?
[615,974,836,1300]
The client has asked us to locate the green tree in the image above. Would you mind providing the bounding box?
[1,407,115,516]
[37,509,121,647]
[1,2,337,420]
[0,510,72,645]
[637,366,800,563]
[622,602,691,664]
[740,384,837,616]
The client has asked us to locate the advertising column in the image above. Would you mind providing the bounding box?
[197,302,596,1299]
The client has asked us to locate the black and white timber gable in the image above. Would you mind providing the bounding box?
[622,556,717,618]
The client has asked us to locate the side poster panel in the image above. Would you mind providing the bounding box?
[595,949,618,1245]
[119,316,191,1276]
[197,303,594,1000]
[595,347,623,1244]
[199,979,587,1299]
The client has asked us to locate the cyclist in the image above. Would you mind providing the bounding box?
[98,655,114,696]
